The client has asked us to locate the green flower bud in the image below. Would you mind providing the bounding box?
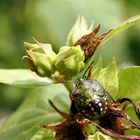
[55,45,85,79]
[24,42,56,77]
[67,16,93,46]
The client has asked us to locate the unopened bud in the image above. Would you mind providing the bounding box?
[67,16,93,46]
[55,45,85,79]
[24,42,56,77]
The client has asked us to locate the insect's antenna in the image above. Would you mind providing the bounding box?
[82,61,95,79]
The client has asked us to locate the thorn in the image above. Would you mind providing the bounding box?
[93,24,101,34]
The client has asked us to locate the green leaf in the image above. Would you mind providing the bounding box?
[117,66,140,122]
[94,58,118,97]
[117,66,140,136]
[88,132,115,140]
[102,15,140,44]
[117,66,140,99]
[91,56,103,79]
[0,69,53,87]
[0,84,70,140]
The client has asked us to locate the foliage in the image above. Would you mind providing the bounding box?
[0,15,140,140]
[0,69,53,87]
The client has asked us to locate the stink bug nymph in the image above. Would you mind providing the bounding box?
[43,65,140,140]
[70,78,109,120]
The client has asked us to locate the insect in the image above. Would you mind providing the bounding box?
[43,67,140,140]
[70,78,109,121]
[43,26,140,139]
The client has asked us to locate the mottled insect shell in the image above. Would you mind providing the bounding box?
[70,78,109,120]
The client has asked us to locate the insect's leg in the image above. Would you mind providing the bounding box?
[124,113,140,129]
[118,98,140,120]
[108,102,128,112]
[75,119,92,136]
[122,103,128,111]
[43,122,63,130]
[48,99,71,119]
[109,107,140,130]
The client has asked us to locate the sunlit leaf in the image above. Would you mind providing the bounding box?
[117,66,140,124]
[117,66,140,100]
[95,58,118,97]
[0,69,53,87]
[91,56,103,79]
[102,15,140,44]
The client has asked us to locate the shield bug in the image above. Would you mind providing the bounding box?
[70,78,109,120]
[43,69,140,140]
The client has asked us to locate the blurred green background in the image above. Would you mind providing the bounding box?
[0,0,140,120]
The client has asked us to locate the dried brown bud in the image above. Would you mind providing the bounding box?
[74,25,112,60]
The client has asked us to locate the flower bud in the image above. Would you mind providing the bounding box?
[67,16,93,46]
[24,42,56,77]
[55,45,85,79]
